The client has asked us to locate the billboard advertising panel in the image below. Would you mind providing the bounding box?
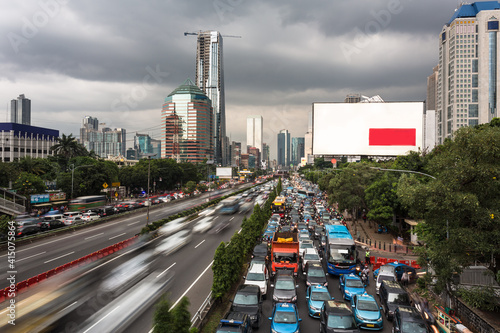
[313,102,424,156]
[216,167,232,179]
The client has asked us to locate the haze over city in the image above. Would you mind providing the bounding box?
[2,0,461,157]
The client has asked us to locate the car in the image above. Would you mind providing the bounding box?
[15,223,40,237]
[339,273,366,301]
[63,216,85,226]
[231,284,262,328]
[199,206,217,217]
[216,311,253,333]
[392,305,429,333]
[379,280,411,321]
[373,262,417,283]
[154,229,192,255]
[299,239,315,253]
[193,216,214,233]
[62,211,82,221]
[375,266,397,294]
[42,214,64,222]
[97,205,117,217]
[271,271,298,304]
[304,261,328,287]
[269,214,281,224]
[301,248,322,271]
[244,263,269,298]
[40,219,66,231]
[81,212,100,222]
[251,243,269,262]
[320,300,360,332]
[269,303,301,333]
[262,229,274,242]
[306,285,334,318]
[314,225,325,239]
[350,293,384,330]
[157,217,187,236]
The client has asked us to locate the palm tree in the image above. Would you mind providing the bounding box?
[50,134,87,159]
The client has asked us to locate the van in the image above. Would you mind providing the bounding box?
[376,264,397,294]
[43,214,64,222]
[379,280,411,321]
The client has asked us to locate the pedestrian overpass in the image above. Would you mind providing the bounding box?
[0,188,27,216]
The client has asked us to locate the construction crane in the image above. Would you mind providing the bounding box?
[184,31,241,38]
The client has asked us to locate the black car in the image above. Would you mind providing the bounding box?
[231,285,262,328]
[216,311,253,333]
[393,306,428,333]
[304,262,328,287]
[40,219,66,231]
[320,300,360,333]
[314,225,325,239]
[97,206,117,217]
[252,243,269,262]
[16,223,40,237]
[271,271,298,305]
[379,280,412,320]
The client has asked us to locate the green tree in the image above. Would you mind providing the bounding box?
[184,181,197,195]
[13,172,46,196]
[0,215,12,237]
[365,173,403,225]
[397,125,500,297]
[153,296,174,333]
[212,242,230,299]
[171,297,191,333]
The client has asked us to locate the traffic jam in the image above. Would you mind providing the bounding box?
[216,178,438,333]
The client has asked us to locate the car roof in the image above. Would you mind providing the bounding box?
[311,285,329,292]
[381,280,405,292]
[397,306,425,322]
[324,300,353,315]
[307,262,323,269]
[275,302,296,312]
[236,284,260,294]
[221,311,248,325]
[248,263,266,272]
[345,273,361,280]
[357,293,376,302]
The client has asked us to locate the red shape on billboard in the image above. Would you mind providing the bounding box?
[331,158,337,164]
[369,128,416,146]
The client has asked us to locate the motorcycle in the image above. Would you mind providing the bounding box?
[377,224,388,234]
[360,272,369,287]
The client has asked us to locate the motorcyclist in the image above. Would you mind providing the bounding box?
[361,265,370,286]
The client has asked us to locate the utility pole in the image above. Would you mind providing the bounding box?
[145,154,157,227]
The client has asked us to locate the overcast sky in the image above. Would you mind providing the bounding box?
[1,0,463,159]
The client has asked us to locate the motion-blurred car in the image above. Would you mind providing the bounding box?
[306,285,333,318]
[157,217,187,236]
[339,273,366,301]
[40,219,66,231]
[192,216,214,233]
[15,223,40,237]
[198,206,217,217]
[350,293,383,330]
[155,229,192,255]
[63,216,85,226]
[81,212,100,222]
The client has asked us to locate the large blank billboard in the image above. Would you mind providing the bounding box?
[216,167,232,179]
[313,102,424,156]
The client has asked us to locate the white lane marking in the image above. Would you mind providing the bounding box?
[109,233,127,240]
[84,233,104,240]
[213,216,219,220]
[157,263,176,278]
[229,217,234,221]
[194,240,205,249]
[238,228,242,234]
[127,221,142,226]
[18,251,46,262]
[172,260,213,309]
[44,251,75,264]
[57,301,78,314]
[83,305,121,333]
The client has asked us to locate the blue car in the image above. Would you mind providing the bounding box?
[305,285,333,318]
[269,303,301,333]
[351,293,383,330]
[339,273,366,300]
[373,262,417,282]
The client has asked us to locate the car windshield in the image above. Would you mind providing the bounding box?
[388,293,410,305]
[357,300,379,311]
[402,321,427,332]
[233,293,258,305]
[304,254,320,261]
[308,268,325,277]
[346,279,364,288]
[301,243,314,249]
[246,273,265,281]
[311,291,330,301]
[327,314,357,329]
[328,246,356,264]
[274,311,297,324]
[275,253,297,263]
[275,279,295,290]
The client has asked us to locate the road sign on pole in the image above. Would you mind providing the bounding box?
[103,183,108,189]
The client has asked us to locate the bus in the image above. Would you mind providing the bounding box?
[297,189,307,198]
[69,195,106,211]
[271,196,286,218]
[325,224,358,275]
[219,197,240,214]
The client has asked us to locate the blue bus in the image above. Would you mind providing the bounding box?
[219,197,240,215]
[325,225,358,275]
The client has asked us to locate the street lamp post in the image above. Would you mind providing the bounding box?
[145,154,157,227]
[370,167,436,179]
[206,159,214,202]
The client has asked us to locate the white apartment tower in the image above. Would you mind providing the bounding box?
[437,2,500,144]
[246,115,263,157]
[195,31,226,165]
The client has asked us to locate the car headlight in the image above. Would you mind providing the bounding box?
[273,295,279,301]
[324,282,328,286]
[356,312,363,320]
[377,316,383,322]
[250,315,257,320]
[272,329,279,333]
[291,296,297,302]
[345,290,351,295]
[306,281,311,286]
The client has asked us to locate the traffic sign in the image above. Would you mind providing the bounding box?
[112,182,120,187]
[115,192,118,197]
[103,182,108,189]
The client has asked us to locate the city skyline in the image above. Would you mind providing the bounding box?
[0,0,469,160]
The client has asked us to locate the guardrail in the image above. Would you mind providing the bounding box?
[191,291,215,329]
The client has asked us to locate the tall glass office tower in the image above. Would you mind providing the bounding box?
[246,115,263,158]
[10,94,31,125]
[437,2,500,144]
[277,129,291,169]
[195,31,226,165]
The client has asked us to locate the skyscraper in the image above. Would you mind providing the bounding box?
[291,137,305,166]
[246,115,263,158]
[10,94,31,125]
[277,129,291,169]
[195,30,226,165]
[230,141,241,167]
[161,78,213,163]
[79,116,126,157]
[437,2,500,144]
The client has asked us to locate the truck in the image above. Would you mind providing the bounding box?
[270,232,299,277]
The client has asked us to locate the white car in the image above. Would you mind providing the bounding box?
[244,263,269,298]
[193,217,214,233]
[64,216,85,226]
[81,212,100,222]
[157,217,187,236]
[301,248,321,271]
[198,206,216,217]
[375,265,397,294]
[155,229,192,255]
